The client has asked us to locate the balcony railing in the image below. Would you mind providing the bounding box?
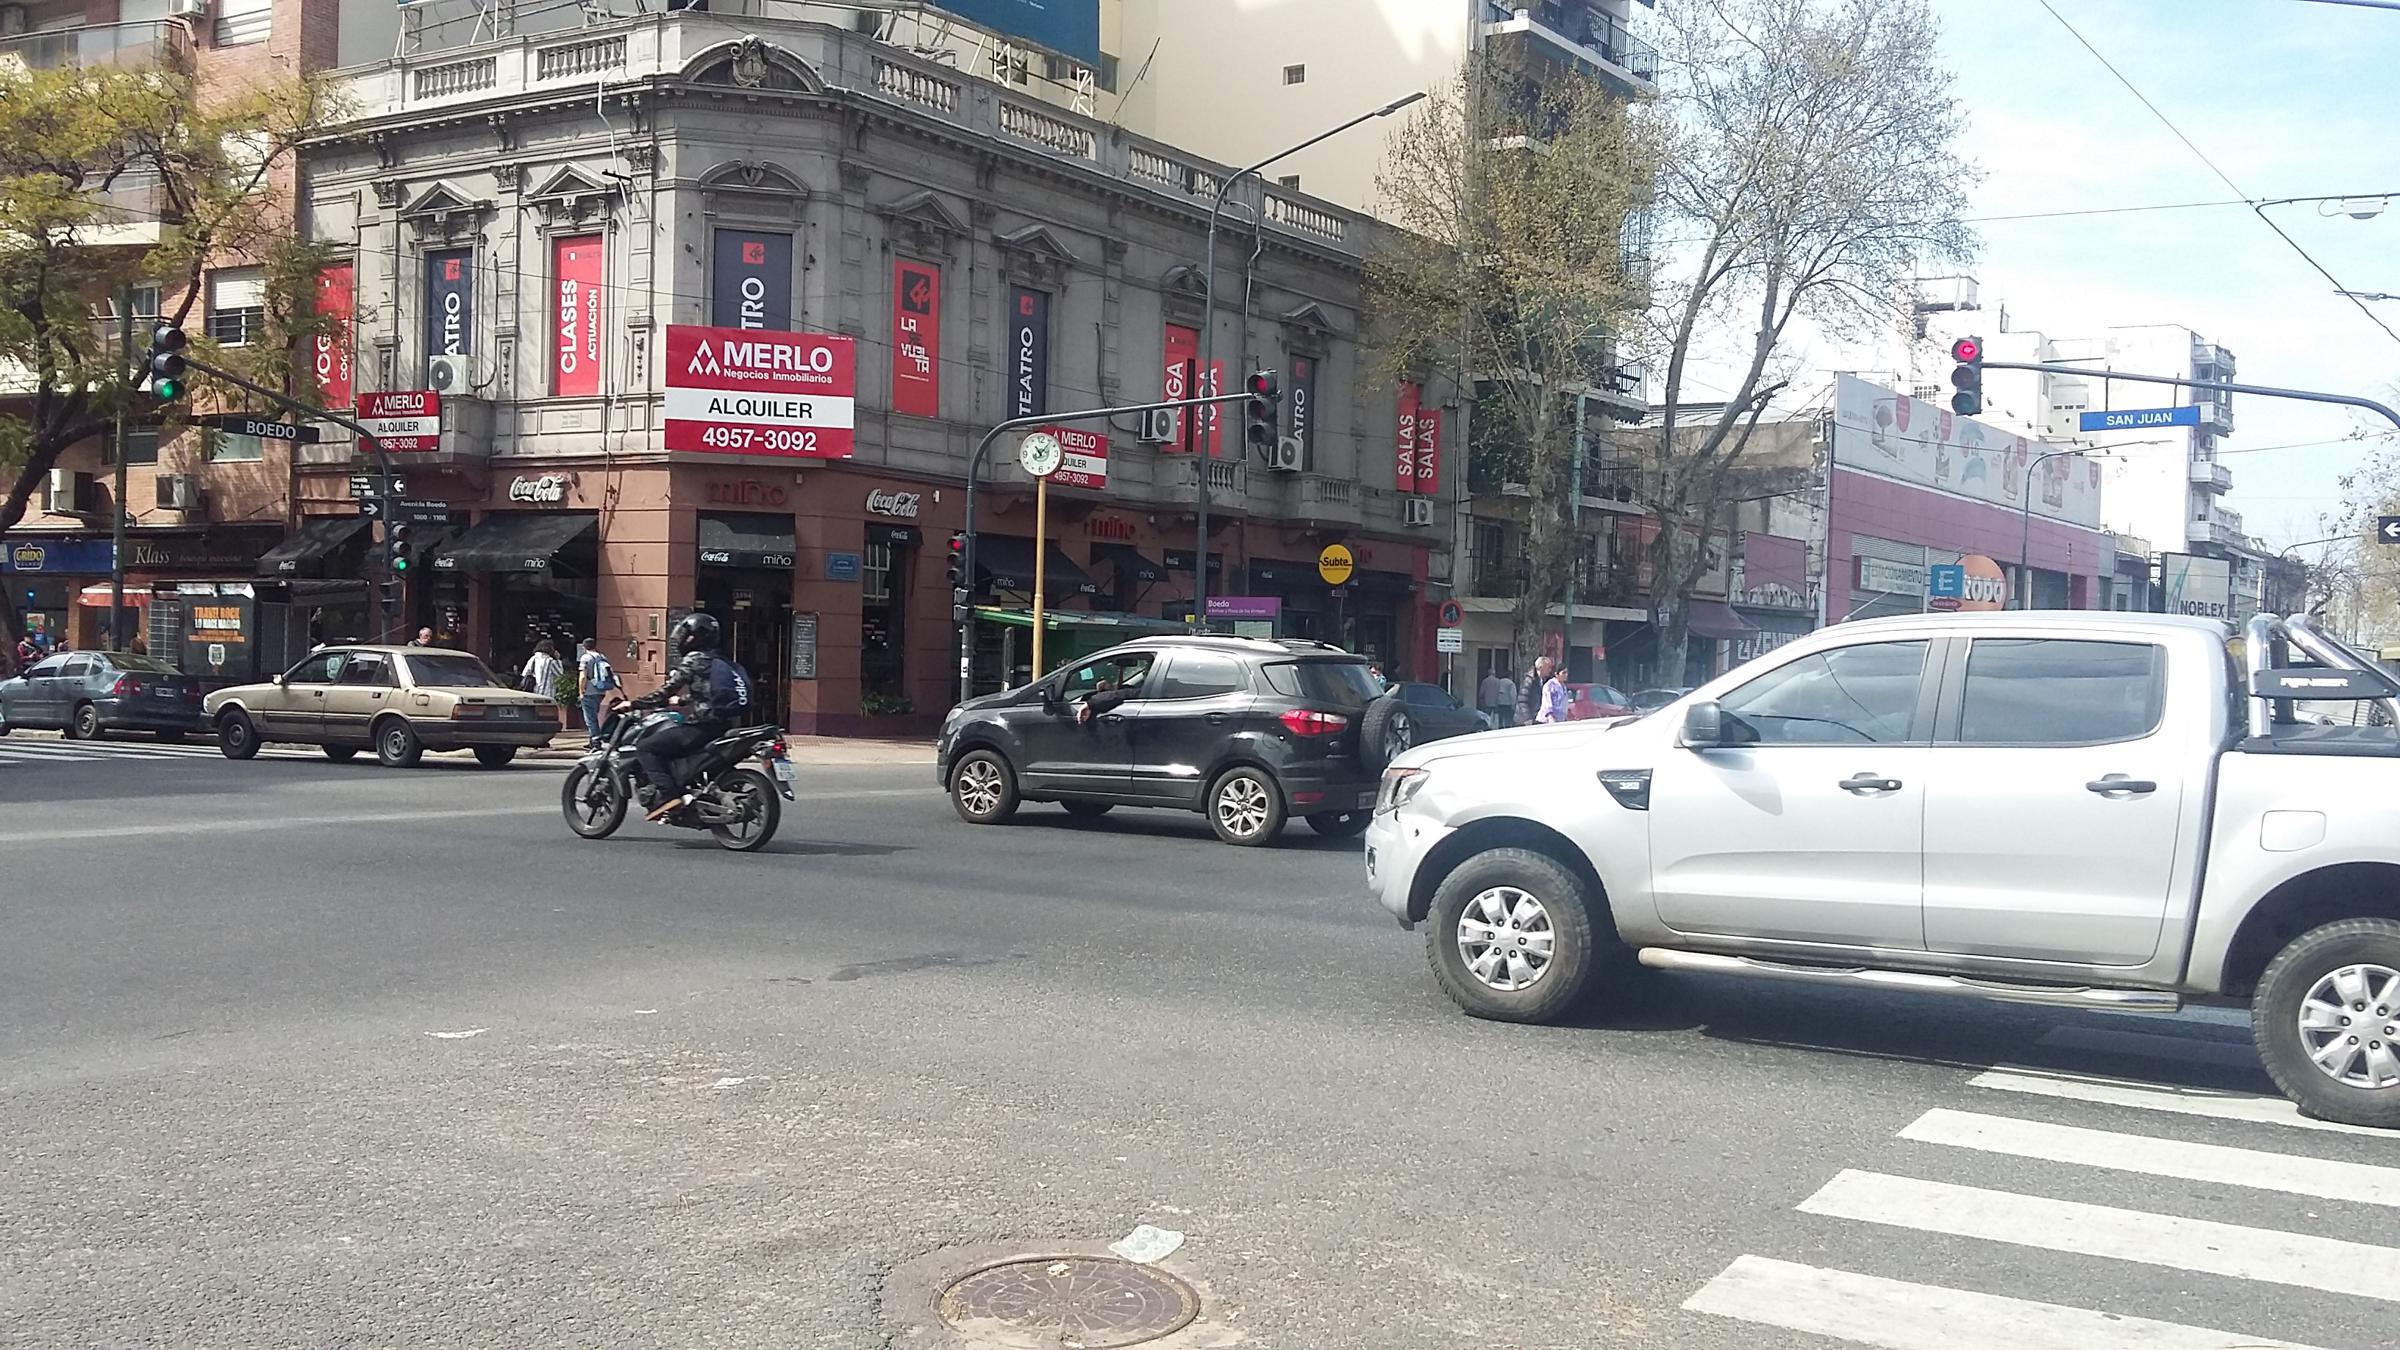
[1483,2,1658,84]
[0,19,193,73]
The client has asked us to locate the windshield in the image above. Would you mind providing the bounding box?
[1261,659,1380,708]
[101,653,178,673]
[403,654,503,688]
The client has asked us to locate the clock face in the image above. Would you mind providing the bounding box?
[1018,431,1064,478]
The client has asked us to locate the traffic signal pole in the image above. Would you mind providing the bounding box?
[1980,360,2400,432]
[173,354,405,640]
[111,287,133,649]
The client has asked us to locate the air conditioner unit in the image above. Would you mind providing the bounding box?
[426,354,468,394]
[156,474,201,511]
[1135,408,1177,445]
[169,0,207,17]
[1264,436,1304,473]
[1403,496,1434,527]
[45,469,95,515]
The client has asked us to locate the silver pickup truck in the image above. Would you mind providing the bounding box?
[1364,610,2400,1128]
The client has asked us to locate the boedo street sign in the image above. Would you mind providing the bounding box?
[664,324,856,458]
[201,413,320,444]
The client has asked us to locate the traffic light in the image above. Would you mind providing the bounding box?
[1948,336,1984,417]
[1244,370,1281,451]
[945,530,967,587]
[387,522,413,576]
[144,324,189,402]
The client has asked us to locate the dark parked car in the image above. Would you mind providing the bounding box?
[938,636,1388,846]
[1630,686,1693,713]
[1375,681,1491,748]
[0,650,206,741]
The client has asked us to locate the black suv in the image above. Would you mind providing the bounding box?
[937,636,1388,846]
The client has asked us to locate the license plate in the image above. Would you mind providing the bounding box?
[154,688,176,699]
[1355,790,1376,811]
[494,705,522,718]
[772,758,795,784]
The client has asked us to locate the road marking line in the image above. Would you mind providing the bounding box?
[2034,1024,2260,1069]
[1798,1170,2400,1301]
[1901,1108,2400,1207]
[1971,1066,2390,1137]
[1684,1254,2327,1350]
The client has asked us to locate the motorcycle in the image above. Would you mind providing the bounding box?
[561,702,795,851]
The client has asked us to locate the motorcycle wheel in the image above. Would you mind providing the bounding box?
[709,767,781,852]
[562,763,628,839]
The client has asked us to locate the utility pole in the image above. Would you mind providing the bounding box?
[110,285,132,649]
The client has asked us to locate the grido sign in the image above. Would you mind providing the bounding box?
[664,324,856,459]
[358,390,442,452]
[711,229,793,332]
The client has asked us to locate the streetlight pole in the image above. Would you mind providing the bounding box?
[2017,448,2083,610]
[1193,91,1425,629]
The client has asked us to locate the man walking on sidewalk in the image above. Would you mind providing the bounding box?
[576,637,619,750]
[1478,667,1517,728]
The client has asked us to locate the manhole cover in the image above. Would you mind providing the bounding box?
[937,1256,1199,1348]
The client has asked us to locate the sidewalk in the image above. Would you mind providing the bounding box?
[526,733,934,765]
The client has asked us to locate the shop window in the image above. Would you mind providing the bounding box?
[202,427,263,463]
[863,541,893,604]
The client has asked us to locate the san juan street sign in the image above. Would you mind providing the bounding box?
[2078,405,2202,432]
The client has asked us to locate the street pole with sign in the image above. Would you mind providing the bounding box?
[1019,431,1064,680]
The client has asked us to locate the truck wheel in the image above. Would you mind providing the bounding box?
[2253,918,2400,1129]
[1426,847,1603,1024]
[949,749,1020,824]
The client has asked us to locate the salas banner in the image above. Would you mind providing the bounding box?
[551,234,604,397]
[1047,426,1107,490]
[1832,374,2101,528]
[665,325,856,459]
[1413,406,1442,495]
[1395,383,1422,493]
[712,228,793,331]
[312,262,355,411]
[425,248,472,371]
[891,259,941,418]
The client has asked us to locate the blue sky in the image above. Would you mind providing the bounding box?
[1928,0,2400,545]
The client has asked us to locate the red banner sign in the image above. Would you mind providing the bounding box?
[891,259,940,418]
[1162,322,1198,452]
[1414,405,1441,494]
[312,262,354,410]
[1396,382,1422,492]
[664,324,856,458]
[1047,426,1108,490]
[551,234,603,396]
[1201,360,1225,458]
[358,390,442,453]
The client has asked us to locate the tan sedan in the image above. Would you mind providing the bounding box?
[204,645,560,768]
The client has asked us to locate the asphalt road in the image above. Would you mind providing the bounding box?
[2,736,2393,1349]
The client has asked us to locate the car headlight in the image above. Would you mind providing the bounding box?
[1377,766,1429,813]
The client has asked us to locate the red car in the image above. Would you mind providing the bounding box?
[1556,683,1638,720]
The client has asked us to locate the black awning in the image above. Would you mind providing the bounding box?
[431,512,597,574]
[1350,568,1417,595]
[697,512,797,570]
[1686,598,1756,640]
[1089,542,1166,584]
[255,516,371,579]
[976,536,1097,595]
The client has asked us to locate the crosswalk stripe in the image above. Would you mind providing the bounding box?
[1684,1254,2328,1350]
[1798,1170,2400,1301]
[1901,1108,2400,1207]
[1972,1066,2389,1137]
[2034,1024,2261,1070]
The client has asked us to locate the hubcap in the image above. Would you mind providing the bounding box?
[385,731,406,757]
[1456,886,1556,993]
[2298,962,2400,1090]
[1389,713,1413,752]
[958,760,1002,815]
[1216,775,1271,838]
[77,709,95,736]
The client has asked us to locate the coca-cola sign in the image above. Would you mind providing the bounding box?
[508,474,568,504]
[865,488,921,519]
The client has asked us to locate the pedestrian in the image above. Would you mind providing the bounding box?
[14,633,37,670]
[520,638,563,699]
[1478,667,1517,728]
[1516,654,1555,727]
[1537,661,1572,725]
[576,636,619,749]
[408,626,435,647]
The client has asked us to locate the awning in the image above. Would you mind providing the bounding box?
[697,512,797,570]
[971,606,1184,633]
[432,513,596,574]
[74,584,151,608]
[1089,541,1166,584]
[1686,598,1755,640]
[976,536,1097,595]
[255,516,372,579]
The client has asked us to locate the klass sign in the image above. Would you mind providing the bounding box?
[664,324,856,458]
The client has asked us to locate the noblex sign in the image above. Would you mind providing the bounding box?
[664,324,856,458]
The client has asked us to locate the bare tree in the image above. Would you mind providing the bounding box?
[1367,51,1652,659]
[1640,0,1974,679]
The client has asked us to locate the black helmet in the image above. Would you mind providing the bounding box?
[672,611,720,656]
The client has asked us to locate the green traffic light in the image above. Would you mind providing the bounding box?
[154,377,181,400]
[392,555,410,573]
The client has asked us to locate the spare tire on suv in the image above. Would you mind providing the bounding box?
[1358,690,1415,773]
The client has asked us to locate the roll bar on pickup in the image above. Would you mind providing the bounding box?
[2241,612,2400,738]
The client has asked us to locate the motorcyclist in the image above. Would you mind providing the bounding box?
[631,612,752,820]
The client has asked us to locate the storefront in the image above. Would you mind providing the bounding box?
[695,510,797,726]
[4,536,118,650]
[432,510,601,685]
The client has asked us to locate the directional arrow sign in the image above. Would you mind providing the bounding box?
[356,498,383,519]
[349,473,406,498]
[2379,515,2400,544]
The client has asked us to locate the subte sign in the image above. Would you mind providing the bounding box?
[664,324,855,459]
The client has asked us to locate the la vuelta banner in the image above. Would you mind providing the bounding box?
[1162,323,1198,452]
[1414,405,1442,494]
[890,259,941,418]
[1395,382,1423,492]
[551,234,604,396]
[311,262,355,410]
[664,324,856,459]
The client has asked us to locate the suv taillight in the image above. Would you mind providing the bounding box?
[1279,709,1348,737]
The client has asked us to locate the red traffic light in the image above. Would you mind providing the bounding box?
[1949,337,1981,364]
[1247,371,1278,399]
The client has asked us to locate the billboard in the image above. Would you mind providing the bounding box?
[890,259,941,418]
[2159,552,2233,620]
[1006,284,1050,419]
[551,234,605,396]
[664,324,856,459]
[1833,375,2100,528]
[359,390,442,453]
[928,0,1100,64]
[424,248,473,374]
[1047,426,1107,490]
[1395,383,1421,492]
[711,229,793,332]
[312,262,354,411]
[1413,406,1441,494]
[1287,354,1317,466]
[1162,322,1198,451]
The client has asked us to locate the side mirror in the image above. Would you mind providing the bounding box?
[271,674,286,686]
[1682,700,1726,748]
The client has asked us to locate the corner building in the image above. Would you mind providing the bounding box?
[304,12,1456,733]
